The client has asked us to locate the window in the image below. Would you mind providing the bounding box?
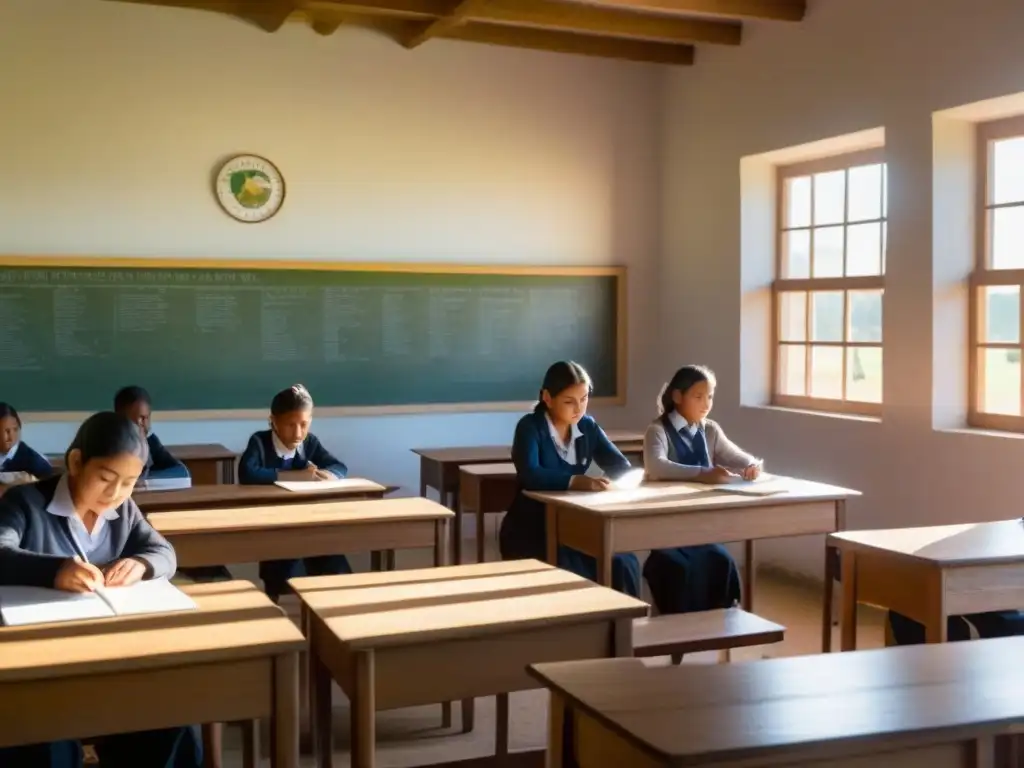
[772,149,886,416]
[970,116,1024,430]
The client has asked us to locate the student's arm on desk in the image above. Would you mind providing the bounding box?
[0,488,69,588]
[642,422,705,481]
[146,433,190,478]
[589,420,632,481]
[305,434,348,478]
[512,418,577,491]
[119,499,177,580]
[707,420,760,471]
[238,434,278,485]
[20,444,55,479]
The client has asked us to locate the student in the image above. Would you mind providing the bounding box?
[500,361,641,597]
[113,385,190,482]
[238,384,350,600]
[642,365,760,614]
[0,411,201,768]
[0,402,53,489]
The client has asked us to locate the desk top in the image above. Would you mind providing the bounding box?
[149,496,453,535]
[0,581,305,683]
[460,462,517,478]
[526,477,858,517]
[49,442,236,469]
[829,519,1024,566]
[292,559,647,650]
[133,478,389,512]
[412,432,645,464]
[529,638,1024,766]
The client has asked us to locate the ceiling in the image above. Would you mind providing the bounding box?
[105,0,807,66]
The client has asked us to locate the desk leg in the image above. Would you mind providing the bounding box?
[273,652,300,768]
[303,604,317,752]
[202,723,222,768]
[545,504,559,566]
[742,540,756,611]
[839,551,858,652]
[547,692,566,768]
[435,516,453,730]
[822,544,836,653]
[313,652,334,768]
[241,721,259,768]
[476,505,486,564]
[453,495,464,566]
[496,693,510,755]
[351,651,376,768]
[595,523,613,588]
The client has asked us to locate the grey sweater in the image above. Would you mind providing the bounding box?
[643,417,759,481]
[0,476,177,588]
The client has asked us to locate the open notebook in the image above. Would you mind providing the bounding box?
[0,578,196,627]
[275,478,370,492]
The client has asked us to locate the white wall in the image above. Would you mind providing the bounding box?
[663,0,1024,577]
[0,0,664,499]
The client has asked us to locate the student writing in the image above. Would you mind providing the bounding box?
[0,402,53,492]
[500,361,641,597]
[238,384,351,600]
[641,365,757,613]
[113,385,190,482]
[0,411,201,768]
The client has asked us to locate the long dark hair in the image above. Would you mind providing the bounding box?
[271,384,314,416]
[534,361,592,415]
[0,403,22,429]
[64,411,150,468]
[658,365,716,416]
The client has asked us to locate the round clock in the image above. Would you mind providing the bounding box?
[214,154,286,223]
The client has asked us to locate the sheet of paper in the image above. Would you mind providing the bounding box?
[138,477,192,491]
[0,586,113,626]
[275,478,370,492]
[610,469,645,489]
[99,578,197,616]
[714,473,788,496]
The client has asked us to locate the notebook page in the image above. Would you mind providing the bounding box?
[275,478,371,492]
[0,586,113,626]
[98,578,197,616]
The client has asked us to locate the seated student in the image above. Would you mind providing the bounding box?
[642,365,761,614]
[113,385,190,483]
[500,361,641,597]
[239,384,350,600]
[0,411,202,768]
[0,402,53,490]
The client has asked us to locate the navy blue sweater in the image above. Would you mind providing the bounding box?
[512,411,631,492]
[0,443,53,480]
[238,430,347,485]
[144,432,190,480]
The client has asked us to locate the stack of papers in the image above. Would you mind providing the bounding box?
[0,578,196,627]
[275,478,369,492]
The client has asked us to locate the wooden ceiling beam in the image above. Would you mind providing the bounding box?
[580,0,805,22]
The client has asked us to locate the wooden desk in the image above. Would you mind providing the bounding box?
[51,442,237,485]
[134,479,388,514]
[528,478,858,648]
[150,497,453,570]
[529,639,1024,768]
[0,581,305,768]
[293,559,647,768]
[415,431,644,565]
[829,520,1024,651]
[459,462,517,564]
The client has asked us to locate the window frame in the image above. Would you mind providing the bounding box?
[968,115,1024,431]
[772,147,886,417]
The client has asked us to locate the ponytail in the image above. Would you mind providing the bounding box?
[657,365,717,416]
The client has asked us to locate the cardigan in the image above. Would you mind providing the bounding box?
[643,415,758,481]
[0,475,177,587]
[0,442,54,481]
[145,432,190,479]
[512,411,631,492]
[238,430,348,485]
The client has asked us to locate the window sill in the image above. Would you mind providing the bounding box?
[741,404,882,424]
[936,426,1024,441]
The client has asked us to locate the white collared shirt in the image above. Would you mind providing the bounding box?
[546,415,584,465]
[272,431,304,461]
[46,474,120,562]
[0,441,19,467]
[666,410,701,437]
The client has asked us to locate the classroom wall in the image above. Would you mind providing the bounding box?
[0,0,664,508]
[662,0,1024,578]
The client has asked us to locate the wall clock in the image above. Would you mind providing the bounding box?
[215,154,286,223]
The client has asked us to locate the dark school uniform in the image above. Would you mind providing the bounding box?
[144,432,190,480]
[238,430,351,600]
[640,412,743,614]
[0,441,54,481]
[499,410,641,597]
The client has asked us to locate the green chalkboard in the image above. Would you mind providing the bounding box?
[0,260,622,413]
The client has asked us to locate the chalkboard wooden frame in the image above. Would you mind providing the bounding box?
[3,256,626,420]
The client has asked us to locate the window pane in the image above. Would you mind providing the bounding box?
[881,164,887,215]
[809,346,843,399]
[847,347,882,403]
[991,206,1024,269]
[781,229,810,279]
[847,164,883,222]
[849,290,883,342]
[981,347,1021,415]
[846,222,882,276]
[778,291,806,342]
[778,344,806,395]
[813,170,845,226]
[983,285,1019,344]
[992,137,1024,205]
[813,226,844,278]
[881,221,887,272]
[785,176,812,228]
[810,291,843,342]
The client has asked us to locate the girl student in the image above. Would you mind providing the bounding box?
[500,361,642,597]
[0,411,202,768]
[238,384,351,600]
[0,402,53,491]
[641,365,761,614]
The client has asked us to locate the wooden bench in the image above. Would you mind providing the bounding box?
[632,607,785,664]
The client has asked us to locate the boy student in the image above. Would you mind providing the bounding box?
[113,385,189,482]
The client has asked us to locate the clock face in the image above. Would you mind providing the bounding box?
[215,155,285,223]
